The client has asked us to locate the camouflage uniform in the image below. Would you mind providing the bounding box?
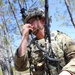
[14,30,75,75]
[14,8,75,75]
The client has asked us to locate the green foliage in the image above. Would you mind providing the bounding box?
[39,0,45,6]
[3,37,9,45]
[0,0,75,74]
[0,67,2,75]
[13,0,17,3]
[0,0,3,6]
[0,0,75,48]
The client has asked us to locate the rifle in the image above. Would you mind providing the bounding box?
[20,0,61,75]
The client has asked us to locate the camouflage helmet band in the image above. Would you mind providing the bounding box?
[23,8,45,23]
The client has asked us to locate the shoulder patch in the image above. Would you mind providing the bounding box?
[51,30,58,40]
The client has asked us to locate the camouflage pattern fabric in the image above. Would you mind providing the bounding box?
[22,8,45,23]
[14,30,75,75]
[51,30,75,75]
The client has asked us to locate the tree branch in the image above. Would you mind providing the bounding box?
[65,0,75,28]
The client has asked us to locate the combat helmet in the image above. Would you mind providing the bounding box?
[22,7,45,23]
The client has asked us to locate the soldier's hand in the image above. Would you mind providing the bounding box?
[22,24,33,40]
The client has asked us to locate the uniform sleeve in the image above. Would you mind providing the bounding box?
[14,48,28,71]
[62,58,75,75]
[62,38,75,75]
[55,32,75,75]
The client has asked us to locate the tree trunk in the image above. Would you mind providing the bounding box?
[8,0,22,35]
[0,45,9,75]
[1,15,14,75]
[0,60,9,75]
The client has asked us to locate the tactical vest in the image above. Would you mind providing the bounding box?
[27,31,62,75]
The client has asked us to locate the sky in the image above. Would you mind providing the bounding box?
[11,0,75,53]
[0,0,74,68]
[49,0,75,39]
[0,0,75,66]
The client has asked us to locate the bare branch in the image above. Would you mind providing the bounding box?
[8,0,22,35]
[65,0,75,28]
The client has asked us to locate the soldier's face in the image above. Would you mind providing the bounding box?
[29,17,45,39]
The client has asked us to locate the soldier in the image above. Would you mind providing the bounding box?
[14,8,75,75]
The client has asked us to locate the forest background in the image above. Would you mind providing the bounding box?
[0,0,75,75]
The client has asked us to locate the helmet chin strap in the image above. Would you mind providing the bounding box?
[33,17,44,35]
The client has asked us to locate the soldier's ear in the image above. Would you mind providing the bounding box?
[40,18,45,22]
[40,17,45,24]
